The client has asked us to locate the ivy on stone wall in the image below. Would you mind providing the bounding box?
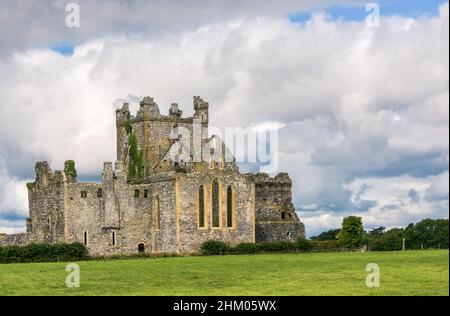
[124,119,132,136]
[124,119,144,183]
[64,160,77,180]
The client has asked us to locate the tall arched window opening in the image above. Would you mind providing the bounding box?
[212,179,220,227]
[226,186,234,228]
[198,185,205,227]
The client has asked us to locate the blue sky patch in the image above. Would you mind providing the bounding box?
[50,42,74,56]
[289,0,446,24]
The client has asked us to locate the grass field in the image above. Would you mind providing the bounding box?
[0,250,448,296]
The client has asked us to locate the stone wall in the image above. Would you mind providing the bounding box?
[27,162,66,244]
[176,164,255,253]
[0,233,29,246]
[254,173,305,242]
[63,162,159,256]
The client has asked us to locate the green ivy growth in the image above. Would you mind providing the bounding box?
[124,119,132,136]
[64,160,77,180]
[26,182,35,190]
[124,119,144,183]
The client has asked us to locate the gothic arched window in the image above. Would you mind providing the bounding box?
[212,179,220,227]
[226,186,234,228]
[154,195,160,229]
[198,185,205,228]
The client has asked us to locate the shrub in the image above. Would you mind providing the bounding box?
[200,240,230,255]
[201,239,344,256]
[232,243,259,254]
[0,242,88,263]
[309,240,342,252]
[257,242,296,252]
[295,238,313,251]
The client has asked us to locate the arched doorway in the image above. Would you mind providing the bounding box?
[138,243,145,253]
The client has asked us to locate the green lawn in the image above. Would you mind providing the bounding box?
[0,250,448,296]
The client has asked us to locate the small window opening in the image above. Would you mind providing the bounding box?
[144,189,148,198]
[81,191,87,198]
[97,188,103,198]
[134,189,140,198]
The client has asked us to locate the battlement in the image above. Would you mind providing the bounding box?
[193,96,209,110]
[254,172,292,185]
[116,96,209,126]
[115,96,211,175]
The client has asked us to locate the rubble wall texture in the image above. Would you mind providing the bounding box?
[254,173,305,242]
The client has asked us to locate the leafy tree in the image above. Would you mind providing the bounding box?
[337,216,366,249]
[432,219,449,249]
[368,226,385,236]
[404,218,449,249]
[310,229,340,241]
[370,228,404,251]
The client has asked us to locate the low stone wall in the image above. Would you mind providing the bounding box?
[0,233,30,246]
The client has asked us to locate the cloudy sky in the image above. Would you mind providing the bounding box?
[0,0,448,236]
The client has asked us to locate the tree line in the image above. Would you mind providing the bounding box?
[311,217,449,251]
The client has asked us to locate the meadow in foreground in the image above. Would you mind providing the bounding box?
[0,250,448,296]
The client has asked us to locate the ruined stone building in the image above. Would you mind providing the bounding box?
[0,96,305,256]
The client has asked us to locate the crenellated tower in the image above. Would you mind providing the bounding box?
[115,96,211,180]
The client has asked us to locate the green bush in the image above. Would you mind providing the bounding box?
[310,240,342,252]
[232,243,259,254]
[295,238,313,251]
[200,240,230,255]
[0,242,88,263]
[201,238,344,256]
[257,242,296,252]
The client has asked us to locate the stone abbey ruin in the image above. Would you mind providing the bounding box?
[0,96,305,255]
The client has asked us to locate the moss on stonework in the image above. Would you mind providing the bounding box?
[26,182,35,190]
[64,160,77,180]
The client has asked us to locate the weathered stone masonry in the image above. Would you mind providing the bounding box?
[0,96,305,255]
